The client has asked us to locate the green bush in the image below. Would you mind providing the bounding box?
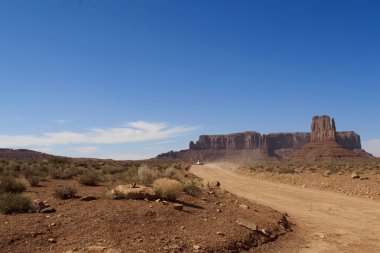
[182,180,201,196]
[121,167,139,184]
[137,165,159,185]
[164,167,183,182]
[0,176,27,193]
[78,170,101,186]
[53,186,77,199]
[153,178,182,201]
[0,193,31,214]
[27,176,42,187]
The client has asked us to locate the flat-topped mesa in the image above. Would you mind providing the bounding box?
[158,115,369,162]
[310,115,337,143]
[189,132,264,150]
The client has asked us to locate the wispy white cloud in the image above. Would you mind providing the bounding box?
[55,119,73,124]
[363,139,380,157]
[71,146,99,155]
[0,121,198,148]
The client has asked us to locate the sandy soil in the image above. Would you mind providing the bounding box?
[191,163,380,253]
[0,178,290,253]
[237,166,380,200]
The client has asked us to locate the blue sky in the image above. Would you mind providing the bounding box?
[0,0,379,158]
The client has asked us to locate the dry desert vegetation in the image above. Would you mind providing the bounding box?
[0,158,291,253]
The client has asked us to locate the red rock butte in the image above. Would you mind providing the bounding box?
[157,115,371,162]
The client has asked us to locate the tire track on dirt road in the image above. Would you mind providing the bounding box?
[191,163,380,253]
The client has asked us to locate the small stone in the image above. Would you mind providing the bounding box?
[351,173,360,179]
[237,218,258,231]
[41,207,56,213]
[216,208,221,213]
[80,195,97,201]
[239,204,249,209]
[33,199,47,211]
[180,226,185,229]
[210,181,221,187]
[155,199,161,203]
[216,231,224,236]
[162,201,169,205]
[302,184,307,188]
[193,245,201,250]
[47,238,56,243]
[173,203,183,211]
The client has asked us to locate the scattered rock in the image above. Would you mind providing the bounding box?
[209,181,221,188]
[47,238,56,243]
[351,173,360,179]
[33,199,49,212]
[360,177,369,180]
[239,204,249,209]
[323,170,331,177]
[162,201,169,205]
[41,207,56,213]
[193,245,201,250]
[302,184,307,188]
[216,231,225,236]
[173,203,183,211]
[80,195,97,201]
[237,218,258,231]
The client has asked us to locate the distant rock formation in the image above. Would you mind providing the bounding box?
[157,115,370,162]
[0,149,53,162]
[310,115,337,143]
[287,115,370,161]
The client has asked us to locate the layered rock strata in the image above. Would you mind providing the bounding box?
[157,115,369,162]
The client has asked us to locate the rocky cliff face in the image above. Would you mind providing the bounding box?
[157,115,365,162]
[189,130,361,153]
[310,115,337,143]
[189,132,264,150]
[337,131,362,149]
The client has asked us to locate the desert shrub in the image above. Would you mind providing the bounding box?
[0,176,27,193]
[7,161,21,172]
[50,165,82,180]
[137,165,160,185]
[78,170,101,186]
[164,167,183,181]
[182,180,201,196]
[53,186,77,199]
[102,165,125,175]
[0,193,31,214]
[121,167,139,184]
[48,157,70,165]
[153,178,182,201]
[27,176,42,187]
[279,168,296,174]
[50,168,73,180]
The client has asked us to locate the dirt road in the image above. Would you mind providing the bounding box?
[191,163,380,253]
